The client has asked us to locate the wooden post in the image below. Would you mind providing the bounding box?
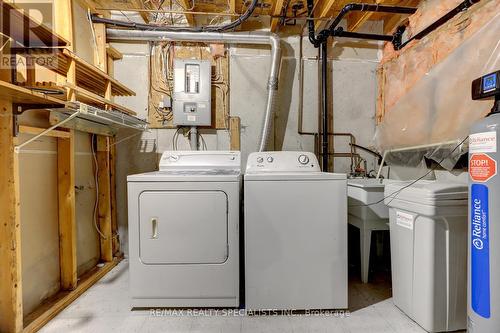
[229,117,241,151]
[57,130,77,290]
[0,102,23,333]
[109,136,119,256]
[54,0,76,101]
[66,59,77,102]
[96,136,113,262]
[93,22,107,72]
[54,0,74,51]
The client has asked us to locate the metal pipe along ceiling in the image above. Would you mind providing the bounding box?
[106,29,282,152]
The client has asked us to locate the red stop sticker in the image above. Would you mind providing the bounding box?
[470,153,497,182]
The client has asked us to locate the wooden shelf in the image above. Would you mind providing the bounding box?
[0,1,68,48]
[0,80,64,105]
[12,48,135,98]
[59,83,137,116]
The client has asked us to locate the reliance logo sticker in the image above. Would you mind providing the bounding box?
[470,132,497,153]
[471,184,491,318]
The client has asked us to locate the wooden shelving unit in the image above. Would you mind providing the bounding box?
[0,2,68,47]
[0,80,64,105]
[13,48,136,99]
[0,1,142,332]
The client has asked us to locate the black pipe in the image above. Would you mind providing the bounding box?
[332,28,394,41]
[320,41,328,171]
[326,3,417,36]
[307,0,417,47]
[91,0,258,32]
[394,0,481,50]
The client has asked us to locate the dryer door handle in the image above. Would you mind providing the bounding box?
[151,218,158,239]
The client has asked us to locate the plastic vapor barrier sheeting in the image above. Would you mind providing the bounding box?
[375,13,500,170]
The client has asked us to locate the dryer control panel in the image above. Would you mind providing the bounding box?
[160,151,241,171]
[246,151,320,173]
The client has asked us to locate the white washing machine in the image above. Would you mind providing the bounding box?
[127,151,241,308]
[244,151,348,310]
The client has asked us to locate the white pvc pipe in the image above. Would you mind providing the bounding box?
[106,29,282,152]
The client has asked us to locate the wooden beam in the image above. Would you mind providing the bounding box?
[92,23,107,72]
[0,102,23,333]
[97,136,113,262]
[23,259,121,333]
[347,11,374,32]
[109,137,119,256]
[19,126,70,139]
[57,131,77,291]
[53,0,74,51]
[54,0,75,101]
[177,0,195,26]
[383,13,403,34]
[314,0,338,30]
[270,0,285,32]
[229,117,241,151]
[130,0,150,23]
[106,44,123,61]
[229,0,236,14]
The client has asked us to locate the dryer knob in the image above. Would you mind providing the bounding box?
[298,154,309,165]
[257,157,264,163]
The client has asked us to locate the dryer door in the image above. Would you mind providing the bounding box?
[138,191,228,264]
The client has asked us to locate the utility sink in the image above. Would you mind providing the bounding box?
[347,178,392,283]
[348,178,391,219]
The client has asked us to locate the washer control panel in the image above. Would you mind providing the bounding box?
[246,151,320,173]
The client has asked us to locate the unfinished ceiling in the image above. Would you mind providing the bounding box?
[84,0,424,33]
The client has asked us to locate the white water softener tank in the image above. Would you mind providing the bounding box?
[468,70,500,333]
[384,181,468,332]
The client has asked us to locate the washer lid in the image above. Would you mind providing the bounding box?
[384,180,468,207]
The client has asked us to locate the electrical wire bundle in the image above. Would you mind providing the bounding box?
[172,127,208,150]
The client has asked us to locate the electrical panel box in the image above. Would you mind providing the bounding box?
[172,59,212,126]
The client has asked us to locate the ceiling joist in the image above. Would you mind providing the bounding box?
[270,0,286,32]
[78,0,422,33]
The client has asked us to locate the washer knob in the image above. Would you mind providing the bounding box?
[257,157,264,163]
[267,156,274,163]
[298,154,309,165]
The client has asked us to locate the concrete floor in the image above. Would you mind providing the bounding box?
[40,260,427,333]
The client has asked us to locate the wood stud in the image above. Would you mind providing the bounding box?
[57,130,77,291]
[97,136,113,262]
[0,103,23,333]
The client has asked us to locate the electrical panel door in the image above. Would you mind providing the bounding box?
[173,59,212,126]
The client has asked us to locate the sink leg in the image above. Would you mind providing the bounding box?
[360,227,372,283]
